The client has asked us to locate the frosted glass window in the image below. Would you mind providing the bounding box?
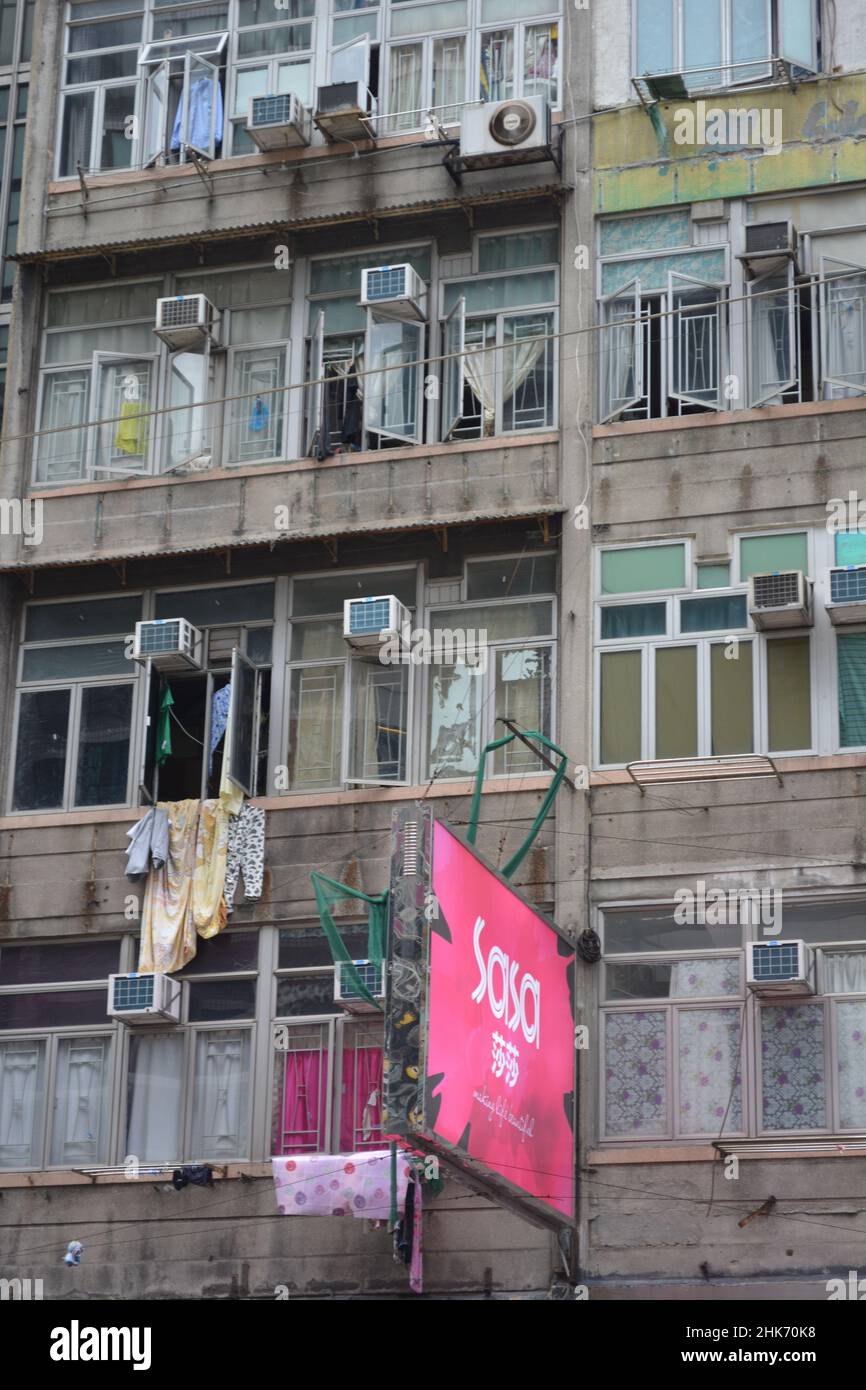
[761,1003,825,1131]
[683,0,721,88]
[710,640,753,755]
[477,229,558,273]
[635,0,674,76]
[234,66,267,115]
[678,1008,742,1134]
[655,646,697,758]
[697,563,730,589]
[740,532,808,580]
[0,1039,45,1169]
[47,283,160,328]
[600,649,641,764]
[604,1011,667,1136]
[391,1,466,36]
[835,531,866,566]
[767,637,811,751]
[731,0,771,73]
[601,544,686,595]
[443,270,555,315]
[779,0,816,69]
[837,1000,866,1129]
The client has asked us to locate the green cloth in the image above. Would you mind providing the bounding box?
[155,683,174,766]
[310,871,388,1012]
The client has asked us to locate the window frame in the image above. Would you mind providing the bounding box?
[631,0,818,93]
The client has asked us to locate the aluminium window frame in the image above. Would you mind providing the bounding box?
[380,22,469,137]
[476,10,562,109]
[56,0,143,178]
[631,0,799,93]
[226,8,315,157]
[0,1026,118,1170]
[818,253,866,401]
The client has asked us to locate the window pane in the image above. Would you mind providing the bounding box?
[187,979,256,1022]
[288,664,344,790]
[166,352,210,468]
[837,1000,866,1128]
[502,311,554,431]
[0,989,106,1029]
[697,563,730,589]
[68,15,142,49]
[480,28,513,102]
[605,906,742,954]
[309,248,431,297]
[37,370,89,483]
[678,1007,742,1135]
[0,939,120,984]
[13,689,70,811]
[600,650,641,764]
[680,594,747,632]
[466,554,555,600]
[59,92,94,178]
[740,533,808,580]
[761,1003,825,1130]
[493,647,552,773]
[126,1032,184,1163]
[635,0,673,76]
[239,0,313,20]
[749,278,793,404]
[237,22,311,56]
[66,51,138,82]
[45,324,154,364]
[234,64,267,116]
[278,925,368,970]
[387,43,422,132]
[349,663,408,782]
[392,0,466,36]
[477,230,559,274]
[50,1036,111,1166]
[48,283,159,330]
[444,270,556,315]
[710,640,753,755]
[655,646,697,758]
[273,1022,330,1154]
[26,597,141,643]
[838,633,866,748]
[432,34,465,122]
[101,86,136,171]
[779,0,815,68]
[835,531,866,566]
[228,346,285,464]
[155,583,274,625]
[292,569,416,616]
[601,545,686,595]
[22,642,130,681]
[190,1029,251,1159]
[731,0,771,74]
[767,637,811,751]
[604,1010,667,1136]
[428,663,483,777]
[340,1022,385,1150]
[823,953,866,993]
[524,22,557,104]
[434,601,553,643]
[606,957,740,1001]
[246,627,272,664]
[601,603,666,639]
[0,1039,45,1169]
[74,684,133,806]
[290,620,343,661]
[782,900,866,945]
[366,318,422,440]
[94,359,152,473]
[683,0,721,88]
[276,973,340,1016]
[179,931,259,975]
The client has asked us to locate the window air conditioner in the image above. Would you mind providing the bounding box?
[246,92,311,150]
[747,571,812,628]
[133,618,204,671]
[746,940,815,996]
[360,264,427,321]
[459,98,553,169]
[334,959,386,1014]
[107,972,182,1023]
[343,594,411,654]
[826,566,866,624]
[154,294,219,351]
[314,82,377,142]
[740,221,799,274]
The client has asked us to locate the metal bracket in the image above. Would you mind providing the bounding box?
[187,149,214,196]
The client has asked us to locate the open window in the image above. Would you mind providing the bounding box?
[600,279,643,422]
[820,256,866,400]
[778,0,819,73]
[667,271,723,411]
[363,312,423,445]
[228,648,257,798]
[331,34,372,88]
[140,35,227,167]
[165,351,214,471]
[91,353,156,478]
[307,308,326,456]
[441,295,465,441]
[747,264,797,406]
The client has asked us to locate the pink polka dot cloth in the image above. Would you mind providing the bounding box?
[272,1150,412,1220]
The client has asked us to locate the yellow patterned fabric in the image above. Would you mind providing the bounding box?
[218,689,244,816]
[138,798,228,973]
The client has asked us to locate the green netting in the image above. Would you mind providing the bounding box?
[311,871,389,1011]
[467,728,568,878]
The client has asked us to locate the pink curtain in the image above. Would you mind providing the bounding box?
[340,1046,384,1152]
[278,1051,324,1154]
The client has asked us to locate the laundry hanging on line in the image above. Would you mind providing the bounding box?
[272,1151,412,1221]
[137,798,229,973]
[225,802,265,914]
[125,805,170,882]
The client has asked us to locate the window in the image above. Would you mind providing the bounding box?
[479,11,558,106]
[441,229,558,440]
[11,596,141,812]
[273,922,383,1155]
[58,0,143,177]
[599,898,866,1143]
[286,566,417,790]
[633,0,818,92]
[595,539,815,766]
[228,0,314,156]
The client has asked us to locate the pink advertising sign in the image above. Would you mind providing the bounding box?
[426,820,575,1220]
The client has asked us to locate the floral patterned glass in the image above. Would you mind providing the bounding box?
[836,1000,866,1129]
[604,1010,667,1136]
[669,958,740,998]
[761,1003,825,1131]
[678,1008,743,1135]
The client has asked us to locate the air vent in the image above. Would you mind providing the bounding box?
[490,99,537,147]
[402,820,419,876]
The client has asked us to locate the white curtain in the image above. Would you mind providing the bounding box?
[190,1030,250,1160]
[126,1033,183,1163]
[750,281,792,403]
[823,951,866,993]
[824,273,866,398]
[0,1040,44,1169]
[603,298,640,419]
[464,333,545,435]
[50,1037,108,1166]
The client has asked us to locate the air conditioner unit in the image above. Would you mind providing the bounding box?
[107,972,182,1023]
[314,82,377,142]
[343,594,411,654]
[133,618,204,671]
[826,566,866,624]
[334,959,386,1014]
[747,940,815,996]
[459,98,553,169]
[154,294,219,351]
[246,92,311,150]
[360,264,427,321]
[740,221,799,274]
[748,571,812,628]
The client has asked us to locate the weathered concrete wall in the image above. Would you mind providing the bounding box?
[1,1174,554,1300]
